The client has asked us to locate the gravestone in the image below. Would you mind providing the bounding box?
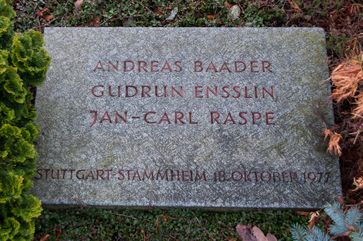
[33,27,341,208]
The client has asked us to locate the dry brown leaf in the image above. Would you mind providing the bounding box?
[236,224,277,241]
[352,176,363,191]
[287,0,302,13]
[44,14,54,22]
[224,1,233,9]
[39,234,50,241]
[75,0,84,11]
[89,17,100,26]
[324,129,342,156]
[153,7,163,16]
[252,226,268,241]
[236,224,257,241]
[331,55,363,103]
[308,211,320,229]
[266,233,278,241]
[207,14,216,20]
[35,8,49,17]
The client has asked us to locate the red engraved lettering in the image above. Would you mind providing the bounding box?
[174,112,185,124]
[266,112,275,125]
[250,61,259,72]
[151,61,159,72]
[194,61,203,72]
[235,61,246,72]
[90,110,97,127]
[144,112,156,124]
[123,60,134,72]
[252,112,261,124]
[93,60,105,71]
[210,111,220,124]
[138,61,148,72]
[91,85,104,97]
[262,60,272,72]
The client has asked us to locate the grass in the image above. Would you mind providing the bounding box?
[35,208,307,240]
[13,0,362,240]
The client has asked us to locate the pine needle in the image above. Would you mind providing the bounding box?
[331,54,363,103]
[353,92,363,118]
[324,129,342,156]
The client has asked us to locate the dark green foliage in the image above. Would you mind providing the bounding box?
[35,208,307,241]
[0,0,49,240]
[0,0,14,49]
[291,203,363,241]
[243,4,285,27]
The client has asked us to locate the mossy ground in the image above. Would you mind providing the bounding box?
[13,0,362,240]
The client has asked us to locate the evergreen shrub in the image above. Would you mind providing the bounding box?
[0,0,50,240]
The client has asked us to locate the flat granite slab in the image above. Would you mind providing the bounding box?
[33,27,341,209]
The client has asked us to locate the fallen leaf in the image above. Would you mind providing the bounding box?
[44,14,54,22]
[287,0,302,13]
[207,14,216,20]
[236,224,257,241]
[236,224,278,241]
[89,17,100,26]
[227,5,241,21]
[40,234,50,241]
[153,7,163,15]
[266,233,278,241]
[36,8,49,17]
[252,226,268,241]
[75,0,84,11]
[224,1,233,9]
[352,176,363,191]
[307,211,320,229]
[166,7,178,21]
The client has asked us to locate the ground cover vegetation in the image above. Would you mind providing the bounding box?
[0,0,360,240]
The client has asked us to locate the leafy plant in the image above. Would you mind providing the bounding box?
[291,203,363,241]
[0,0,50,240]
[243,4,285,27]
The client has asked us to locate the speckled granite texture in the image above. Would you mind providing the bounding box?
[33,27,341,208]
